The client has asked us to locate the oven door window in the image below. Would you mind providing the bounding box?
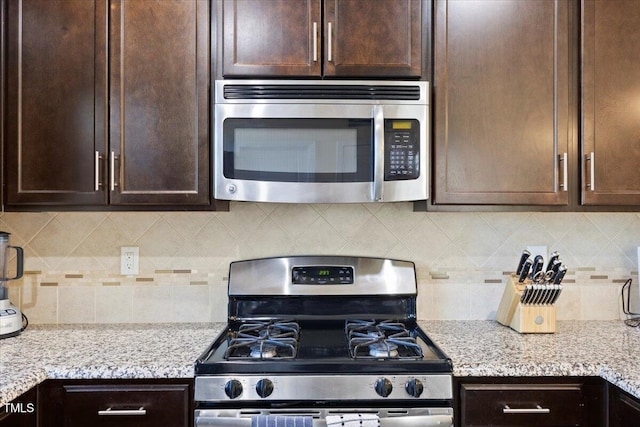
[223,119,373,183]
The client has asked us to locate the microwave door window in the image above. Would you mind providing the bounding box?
[223,119,373,183]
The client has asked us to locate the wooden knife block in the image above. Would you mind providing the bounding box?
[496,274,557,334]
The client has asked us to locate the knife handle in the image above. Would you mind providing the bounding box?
[518,259,533,282]
[553,266,567,285]
[516,250,531,274]
[546,251,560,271]
[550,259,562,275]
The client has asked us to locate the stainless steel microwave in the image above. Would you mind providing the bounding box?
[214,80,429,203]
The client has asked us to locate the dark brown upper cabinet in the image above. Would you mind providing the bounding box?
[432,0,573,205]
[109,0,210,206]
[4,0,211,209]
[220,0,424,78]
[581,0,640,205]
[5,0,108,206]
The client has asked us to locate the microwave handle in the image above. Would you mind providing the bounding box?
[372,105,384,202]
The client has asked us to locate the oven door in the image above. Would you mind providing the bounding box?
[195,408,453,427]
[214,103,428,203]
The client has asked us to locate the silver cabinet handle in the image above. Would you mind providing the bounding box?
[95,151,103,192]
[372,105,384,202]
[587,151,595,191]
[98,407,146,416]
[503,404,550,414]
[327,22,332,62]
[312,22,318,62]
[109,151,119,191]
[559,152,567,191]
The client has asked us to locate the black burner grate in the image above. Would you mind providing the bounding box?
[224,320,300,360]
[345,319,423,360]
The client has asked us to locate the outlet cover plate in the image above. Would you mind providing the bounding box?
[120,246,139,275]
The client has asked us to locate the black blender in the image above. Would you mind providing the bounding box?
[0,231,26,339]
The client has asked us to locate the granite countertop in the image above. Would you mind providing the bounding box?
[419,320,640,399]
[1,320,639,406]
[0,323,225,406]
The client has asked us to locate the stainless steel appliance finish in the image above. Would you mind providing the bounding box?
[227,255,417,297]
[214,80,429,203]
[195,255,453,427]
[0,231,26,339]
[195,408,453,427]
[195,374,452,402]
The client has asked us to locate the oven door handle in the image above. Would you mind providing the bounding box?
[195,418,250,426]
[195,415,453,427]
[372,104,385,202]
[378,415,453,426]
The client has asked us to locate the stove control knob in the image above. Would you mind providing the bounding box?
[256,379,274,398]
[224,379,243,399]
[405,378,424,398]
[374,377,393,398]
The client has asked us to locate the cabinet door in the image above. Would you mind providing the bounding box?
[460,383,586,426]
[433,0,571,205]
[4,0,108,207]
[38,381,190,427]
[582,0,640,205]
[109,0,210,205]
[609,385,640,427]
[222,0,322,77]
[324,0,422,77]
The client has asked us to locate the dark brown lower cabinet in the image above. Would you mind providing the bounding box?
[609,384,640,427]
[456,377,606,427]
[38,379,192,427]
[0,388,37,427]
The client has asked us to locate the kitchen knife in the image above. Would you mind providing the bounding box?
[528,284,538,305]
[530,255,544,279]
[518,258,533,283]
[516,250,531,275]
[546,251,560,271]
[543,284,554,304]
[550,285,562,304]
[536,284,546,305]
[536,284,547,305]
[520,285,530,304]
[553,265,567,285]
[523,285,533,305]
[550,259,562,276]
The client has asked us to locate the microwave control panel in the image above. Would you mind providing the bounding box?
[384,120,419,180]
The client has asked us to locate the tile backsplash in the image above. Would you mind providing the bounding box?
[2,203,639,324]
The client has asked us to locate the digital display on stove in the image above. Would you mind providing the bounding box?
[292,266,354,285]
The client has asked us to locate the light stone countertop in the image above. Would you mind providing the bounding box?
[1,320,639,406]
[419,320,640,399]
[0,323,225,406]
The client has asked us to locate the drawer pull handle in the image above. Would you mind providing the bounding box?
[503,404,550,414]
[98,407,147,416]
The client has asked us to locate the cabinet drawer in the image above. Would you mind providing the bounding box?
[461,383,584,426]
[60,383,190,427]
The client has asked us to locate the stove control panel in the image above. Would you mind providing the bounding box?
[196,374,452,402]
[291,266,354,285]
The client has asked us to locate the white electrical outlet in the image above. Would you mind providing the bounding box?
[120,246,139,275]
[527,245,548,260]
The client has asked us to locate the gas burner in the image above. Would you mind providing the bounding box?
[224,320,300,360]
[368,341,399,358]
[345,319,423,359]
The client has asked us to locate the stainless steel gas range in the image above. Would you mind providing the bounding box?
[194,256,453,427]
